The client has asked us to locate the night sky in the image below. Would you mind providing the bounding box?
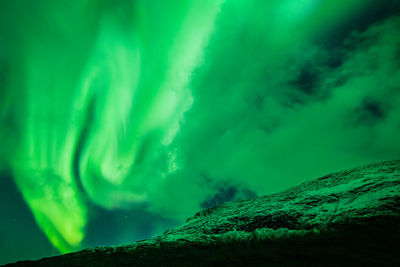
[1,0,400,264]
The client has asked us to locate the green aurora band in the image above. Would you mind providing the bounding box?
[1,0,400,254]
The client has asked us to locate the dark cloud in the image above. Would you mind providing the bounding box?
[199,176,257,209]
[353,98,387,125]
[318,0,400,49]
[201,183,257,209]
[289,64,320,96]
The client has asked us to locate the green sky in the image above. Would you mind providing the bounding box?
[1,0,400,264]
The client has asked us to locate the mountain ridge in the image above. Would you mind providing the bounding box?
[5,160,400,266]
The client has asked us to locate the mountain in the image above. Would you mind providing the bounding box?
[4,160,400,266]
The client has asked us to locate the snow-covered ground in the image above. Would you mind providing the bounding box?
[153,160,400,244]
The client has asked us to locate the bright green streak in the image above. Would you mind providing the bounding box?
[78,1,223,209]
[6,0,223,252]
[0,0,387,254]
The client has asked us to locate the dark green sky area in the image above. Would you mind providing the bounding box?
[1,0,400,264]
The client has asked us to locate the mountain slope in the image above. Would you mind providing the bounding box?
[5,160,400,266]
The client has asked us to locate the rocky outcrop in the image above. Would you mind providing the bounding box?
[162,160,400,241]
[5,160,400,266]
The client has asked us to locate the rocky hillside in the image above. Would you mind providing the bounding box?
[5,160,400,266]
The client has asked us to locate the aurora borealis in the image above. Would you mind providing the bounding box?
[1,0,400,264]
